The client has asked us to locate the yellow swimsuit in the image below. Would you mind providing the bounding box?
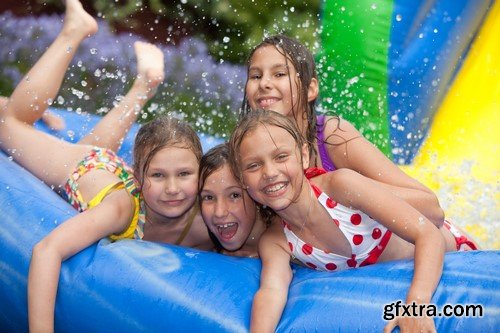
[64,147,143,240]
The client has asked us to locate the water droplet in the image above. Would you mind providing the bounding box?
[90,48,97,55]
[396,14,402,22]
[348,76,359,85]
[71,88,84,99]
[418,217,425,225]
[147,103,159,113]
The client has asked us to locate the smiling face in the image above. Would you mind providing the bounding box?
[141,145,199,223]
[246,45,301,117]
[238,123,309,212]
[244,43,319,139]
[200,164,257,251]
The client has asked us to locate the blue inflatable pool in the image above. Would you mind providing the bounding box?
[0,110,498,332]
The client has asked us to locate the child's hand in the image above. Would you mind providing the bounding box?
[384,315,436,333]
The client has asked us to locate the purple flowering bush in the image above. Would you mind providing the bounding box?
[0,12,245,138]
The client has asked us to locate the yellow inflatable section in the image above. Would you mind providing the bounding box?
[403,2,499,249]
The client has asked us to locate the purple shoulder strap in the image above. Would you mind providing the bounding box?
[316,114,336,171]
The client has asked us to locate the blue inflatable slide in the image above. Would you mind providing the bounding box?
[0,110,498,332]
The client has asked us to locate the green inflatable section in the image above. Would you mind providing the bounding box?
[318,0,393,156]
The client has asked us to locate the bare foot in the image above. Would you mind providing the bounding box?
[62,0,98,40]
[134,41,165,95]
[41,111,66,131]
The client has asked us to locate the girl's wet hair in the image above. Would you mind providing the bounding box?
[133,115,202,185]
[240,34,317,157]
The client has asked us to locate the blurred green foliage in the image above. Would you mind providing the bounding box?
[38,0,321,63]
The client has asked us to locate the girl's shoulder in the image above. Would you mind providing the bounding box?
[261,218,287,241]
[321,115,361,145]
[259,219,290,256]
[309,168,364,200]
[182,214,214,251]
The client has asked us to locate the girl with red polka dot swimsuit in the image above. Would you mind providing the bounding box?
[229,110,480,333]
[283,167,393,272]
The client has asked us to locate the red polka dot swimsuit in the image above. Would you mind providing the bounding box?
[282,167,392,272]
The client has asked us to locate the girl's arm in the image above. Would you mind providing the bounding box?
[324,169,445,332]
[322,117,444,226]
[250,223,293,333]
[28,189,134,332]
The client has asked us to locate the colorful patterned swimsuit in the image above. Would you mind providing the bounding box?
[283,167,392,272]
[64,147,144,240]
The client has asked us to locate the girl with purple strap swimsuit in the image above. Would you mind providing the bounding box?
[241,34,445,228]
